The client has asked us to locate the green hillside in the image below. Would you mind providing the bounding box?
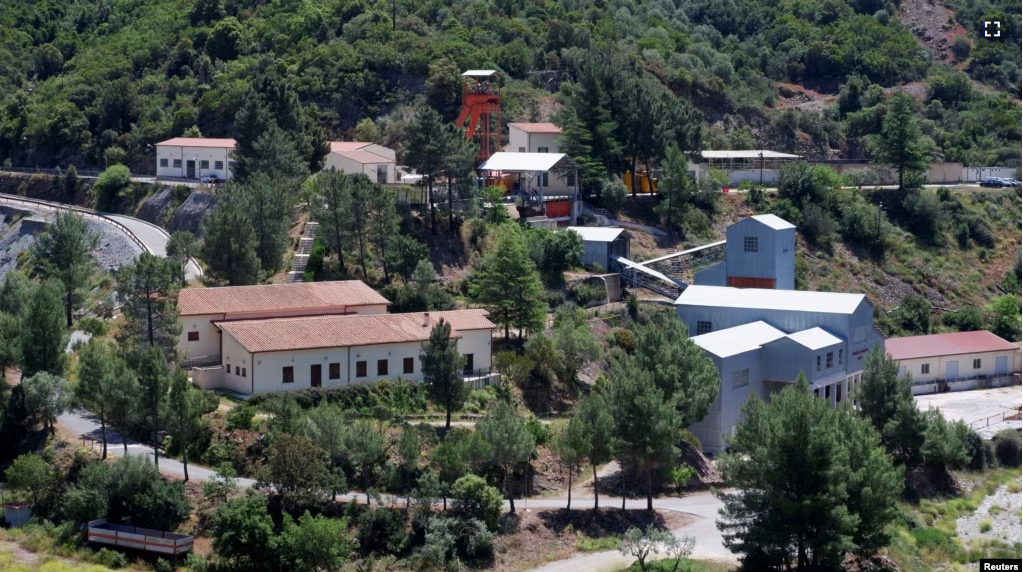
[0,0,1019,173]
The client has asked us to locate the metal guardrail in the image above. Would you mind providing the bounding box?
[968,410,1018,429]
[0,192,202,276]
[2,166,104,177]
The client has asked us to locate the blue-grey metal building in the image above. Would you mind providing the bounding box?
[567,226,630,270]
[694,214,796,290]
[676,285,883,453]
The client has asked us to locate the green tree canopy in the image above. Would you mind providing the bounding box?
[470,223,546,339]
[30,211,98,327]
[20,280,68,377]
[115,252,181,360]
[202,202,261,286]
[419,319,467,430]
[478,400,536,513]
[868,93,927,189]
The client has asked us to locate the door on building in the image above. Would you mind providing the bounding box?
[310,364,322,388]
[995,356,1008,376]
[898,366,906,377]
[945,360,959,381]
[186,160,196,179]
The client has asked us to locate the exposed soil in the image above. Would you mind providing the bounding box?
[898,0,969,62]
[491,508,693,572]
[775,83,836,112]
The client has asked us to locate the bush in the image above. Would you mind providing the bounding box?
[94,165,132,209]
[226,404,255,431]
[963,429,995,471]
[524,416,552,446]
[356,507,408,555]
[246,379,428,412]
[992,430,1021,467]
[951,36,971,60]
[540,289,566,309]
[450,474,503,531]
[601,177,628,216]
[92,548,128,569]
[942,307,985,332]
[609,328,636,354]
[570,281,606,307]
[76,317,109,337]
[800,203,836,248]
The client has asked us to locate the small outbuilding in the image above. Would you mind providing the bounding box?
[566,226,631,270]
[155,137,236,181]
[886,330,1020,394]
[324,142,398,184]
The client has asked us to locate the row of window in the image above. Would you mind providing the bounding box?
[918,359,983,375]
[159,159,228,170]
[283,358,415,383]
[815,349,844,372]
[226,364,247,377]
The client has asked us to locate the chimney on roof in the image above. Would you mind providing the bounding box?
[423,312,430,327]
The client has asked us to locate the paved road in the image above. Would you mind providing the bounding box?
[58,409,732,571]
[102,215,201,280]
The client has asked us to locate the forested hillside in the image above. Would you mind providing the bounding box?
[0,0,1019,173]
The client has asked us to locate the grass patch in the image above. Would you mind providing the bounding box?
[1008,482,1021,494]
[622,558,737,571]
[575,533,619,552]
[979,520,993,533]
[989,505,1003,516]
[0,549,121,572]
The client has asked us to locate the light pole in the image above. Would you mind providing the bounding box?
[759,151,764,185]
[876,201,883,244]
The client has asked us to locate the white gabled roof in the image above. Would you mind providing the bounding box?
[675,285,865,315]
[478,152,568,172]
[750,214,796,230]
[691,321,787,358]
[786,327,843,350]
[463,70,497,76]
[567,226,625,242]
[701,150,800,160]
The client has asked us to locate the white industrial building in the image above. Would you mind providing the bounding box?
[886,330,1020,395]
[506,123,562,154]
[324,142,398,184]
[156,138,236,181]
[691,150,801,186]
[177,281,495,394]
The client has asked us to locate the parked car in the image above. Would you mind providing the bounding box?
[999,178,1021,187]
[200,174,219,185]
[979,177,1010,187]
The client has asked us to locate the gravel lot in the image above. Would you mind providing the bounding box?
[956,478,1023,544]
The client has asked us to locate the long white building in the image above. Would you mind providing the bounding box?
[156,138,236,181]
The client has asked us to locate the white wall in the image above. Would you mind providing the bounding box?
[897,350,1017,396]
[156,146,233,180]
[237,328,492,395]
[963,167,1015,182]
[507,127,561,154]
[323,153,396,184]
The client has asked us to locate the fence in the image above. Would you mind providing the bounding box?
[968,409,1019,430]
[1,166,104,177]
[462,367,501,390]
[87,519,193,555]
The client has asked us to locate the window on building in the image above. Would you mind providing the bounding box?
[187,331,199,341]
[173,159,182,168]
[537,147,548,153]
[732,368,750,388]
[973,358,981,369]
[836,384,843,403]
[826,352,834,368]
[566,170,576,186]
[242,368,246,378]
[376,165,388,184]
[921,363,930,374]
[226,364,231,375]
[159,158,168,168]
[200,160,210,169]
[282,366,294,383]
[816,355,822,372]
[356,361,367,377]
[696,321,712,335]
[743,236,758,253]
[838,349,844,365]
[329,363,340,379]
[825,385,831,399]
[541,172,549,187]
[518,147,525,153]
[464,354,474,373]
[403,357,415,374]
[377,359,388,376]
[214,160,224,170]
[854,326,866,342]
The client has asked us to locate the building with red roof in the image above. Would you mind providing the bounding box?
[885,330,1020,394]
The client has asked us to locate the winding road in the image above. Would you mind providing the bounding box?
[57,409,733,571]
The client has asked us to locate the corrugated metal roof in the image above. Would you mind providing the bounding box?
[179,281,390,316]
[478,152,568,172]
[508,122,563,134]
[219,310,494,353]
[567,226,625,242]
[786,327,843,350]
[886,330,1018,361]
[750,214,796,230]
[156,137,236,149]
[700,150,800,159]
[463,70,497,76]
[691,321,787,358]
[675,285,865,314]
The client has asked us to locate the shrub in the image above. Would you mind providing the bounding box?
[979,520,992,533]
[800,203,836,248]
[450,474,503,531]
[963,429,995,471]
[524,416,552,446]
[601,177,628,216]
[609,328,636,354]
[76,317,109,337]
[951,36,971,60]
[226,404,255,431]
[570,281,605,307]
[356,507,408,555]
[92,548,128,569]
[681,429,702,451]
[540,289,566,309]
[992,430,1021,467]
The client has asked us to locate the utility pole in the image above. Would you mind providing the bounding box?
[876,201,883,243]
[759,151,764,185]
[392,0,397,30]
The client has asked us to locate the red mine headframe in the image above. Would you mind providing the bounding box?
[456,70,501,163]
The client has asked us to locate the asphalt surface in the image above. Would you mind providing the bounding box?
[57,409,733,571]
[104,214,201,280]
[915,386,1022,438]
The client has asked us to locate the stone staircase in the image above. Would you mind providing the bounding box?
[287,221,318,283]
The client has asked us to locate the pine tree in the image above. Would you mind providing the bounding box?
[165,231,197,284]
[655,145,695,233]
[107,359,140,454]
[201,202,261,285]
[716,375,902,570]
[420,319,467,429]
[478,401,536,513]
[369,186,400,282]
[115,253,181,360]
[348,173,373,278]
[552,411,589,511]
[556,107,603,197]
[310,169,352,273]
[30,211,98,327]
[469,224,546,339]
[21,280,68,377]
[607,358,681,511]
[75,340,116,458]
[167,370,205,481]
[868,92,927,190]
[137,347,170,468]
[21,372,69,433]
[226,174,293,274]
[405,105,447,235]
[572,394,615,510]
[857,345,926,467]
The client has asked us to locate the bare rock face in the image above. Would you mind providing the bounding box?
[136,187,174,226]
[169,191,216,239]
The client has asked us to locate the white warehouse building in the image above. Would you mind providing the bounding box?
[886,330,1020,395]
[156,137,236,181]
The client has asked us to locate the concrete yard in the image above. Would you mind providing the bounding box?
[915,386,1022,438]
